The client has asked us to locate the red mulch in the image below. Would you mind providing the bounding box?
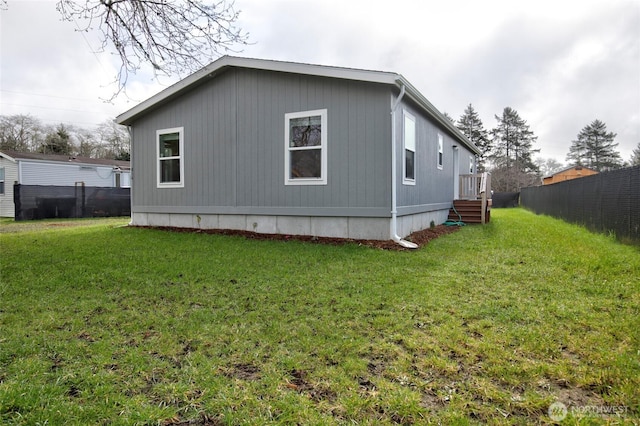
[141,224,462,251]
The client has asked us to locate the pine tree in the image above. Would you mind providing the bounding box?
[629,142,640,166]
[489,107,539,191]
[566,120,621,171]
[456,104,490,171]
[41,124,73,155]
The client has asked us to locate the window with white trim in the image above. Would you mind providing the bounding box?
[0,167,5,195]
[403,111,416,184]
[469,156,475,174]
[157,127,184,188]
[285,109,327,185]
[437,134,444,170]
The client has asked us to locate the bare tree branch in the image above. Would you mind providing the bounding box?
[55,0,249,100]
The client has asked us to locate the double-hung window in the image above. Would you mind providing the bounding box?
[157,127,184,188]
[285,109,327,185]
[403,111,416,184]
[437,134,444,170]
[0,167,5,195]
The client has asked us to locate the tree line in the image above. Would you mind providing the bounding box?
[0,114,130,161]
[454,104,639,192]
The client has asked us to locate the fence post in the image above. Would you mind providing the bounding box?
[13,183,21,221]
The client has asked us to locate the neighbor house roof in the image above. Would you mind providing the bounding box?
[0,150,130,170]
[543,165,598,179]
[116,56,481,156]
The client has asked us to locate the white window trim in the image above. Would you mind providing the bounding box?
[284,109,328,186]
[402,110,416,185]
[156,127,184,188]
[437,133,444,170]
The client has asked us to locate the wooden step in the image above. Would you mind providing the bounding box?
[448,199,490,224]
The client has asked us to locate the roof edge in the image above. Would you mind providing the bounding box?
[397,76,481,155]
[0,151,17,162]
[0,150,130,169]
[115,56,480,156]
[116,56,399,125]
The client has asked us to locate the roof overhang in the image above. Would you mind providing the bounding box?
[0,151,17,162]
[396,76,480,155]
[116,56,480,155]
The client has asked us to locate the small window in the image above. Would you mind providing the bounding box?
[403,111,416,184]
[437,134,444,170]
[0,167,5,195]
[469,157,475,174]
[285,109,327,185]
[157,127,184,188]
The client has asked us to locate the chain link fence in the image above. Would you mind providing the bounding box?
[13,184,130,221]
[520,166,639,243]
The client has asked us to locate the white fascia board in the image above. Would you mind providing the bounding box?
[116,56,399,125]
[234,57,399,85]
[0,153,16,162]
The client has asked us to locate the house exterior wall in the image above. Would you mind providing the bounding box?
[127,66,477,240]
[130,67,393,219]
[0,157,18,217]
[19,161,129,187]
[393,97,477,233]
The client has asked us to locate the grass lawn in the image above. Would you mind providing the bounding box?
[0,209,638,425]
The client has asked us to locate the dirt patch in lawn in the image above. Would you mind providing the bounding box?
[141,224,462,251]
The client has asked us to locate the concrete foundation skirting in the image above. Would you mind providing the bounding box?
[396,209,450,237]
[131,209,451,241]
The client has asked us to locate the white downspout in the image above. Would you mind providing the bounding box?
[391,84,418,249]
[126,125,133,226]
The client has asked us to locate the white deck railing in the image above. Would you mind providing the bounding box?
[458,172,492,224]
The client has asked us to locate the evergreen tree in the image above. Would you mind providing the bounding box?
[456,103,490,171]
[443,112,455,123]
[629,142,640,166]
[566,120,621,171]
[489,107,539,191]
[41,124,73,155]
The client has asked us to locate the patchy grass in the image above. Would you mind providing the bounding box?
[0,209,638,425]
[0,217,129,233]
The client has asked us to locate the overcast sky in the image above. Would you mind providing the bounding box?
[1,0,639,163]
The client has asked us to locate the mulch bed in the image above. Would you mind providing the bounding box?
[142,224,462,251]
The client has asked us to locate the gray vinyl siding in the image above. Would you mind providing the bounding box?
[20,161,123,187]
[130,68,392,216]
[395,98,475,212]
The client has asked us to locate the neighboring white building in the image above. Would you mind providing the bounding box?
[0,150,130,218]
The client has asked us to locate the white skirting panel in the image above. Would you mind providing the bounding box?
[131,208,451,241]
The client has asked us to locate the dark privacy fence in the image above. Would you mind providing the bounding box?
[14,184,131,221]
[520,166,640,243]
[491,192,520,208]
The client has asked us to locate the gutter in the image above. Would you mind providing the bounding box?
[390,84,418,249]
